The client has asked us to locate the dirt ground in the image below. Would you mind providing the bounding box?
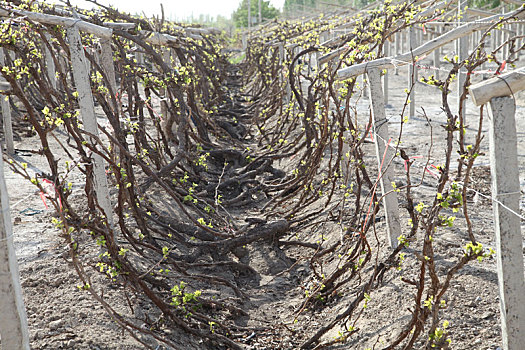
[4,39,525,350]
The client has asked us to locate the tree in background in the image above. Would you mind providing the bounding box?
[232,0,280,28]
[283,0,368,16]
[469,0,500,8]
[281,0,506,17]
[283,0,317,13]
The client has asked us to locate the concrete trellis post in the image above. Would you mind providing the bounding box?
[0,155,30,350]
[98,37,122,163]
[160,49,171,122]
[136,50,144,66]
[383,43,389,106]
[437,24,443,56]
[315,32,325,71]
[278,43,290,105]
[469,23,475,53]
[67,24,114,228]
[512,23,517,60]
[278,43,284,72]
[470,69,525,350]
[367,68,401,248]
[170,48,179,66]
[0,50,14,155]
[362,74,368,99]
[433,28,440,81]
[457,0,468,121]
[285,46,292,104]
[310,47,316,72]
[491,25,497,51]
[497,14,504,59]
[0,83,13,155]
[474,23,482,53]
[502,5,509,59]
[408,26,417,118]
[278,43,288,103]
[242,33,247,50]
[394,32,400,75]
[517,23,525,59]
[44,33,57,90]
[99,38,117,100]
[400,29,405,54]
[508,23,516,61]
[486,96,525,350]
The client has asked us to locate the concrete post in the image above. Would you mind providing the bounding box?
[491,26,497,52]
[361,74,368,99]
[0,50,14,155]
[278,43,284,72]
[394,32,400,75]
[502,5,508,59]
[517,23,525,59]
[457,0,468,118]
[160,49,170,122]
[487,96,525,350]
[383,43,389,106]
[284,46,292,104]
[99,38,117,100]
[279,43,291,105]
[242,33,247,51]
[44,33,57,90]
[400,29,405,54]
[0,155,30,350]
[509,23,516,61]
[473,25,480,53]
[408,26,417,118]
[136,50,144,66]
[67,24,113,227]
[367,68,401,248]
[437,24,443,56]
[433,32,440,81]
[98,37,122,163]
